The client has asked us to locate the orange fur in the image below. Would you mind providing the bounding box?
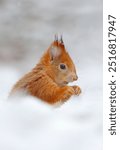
[10,36,81,104]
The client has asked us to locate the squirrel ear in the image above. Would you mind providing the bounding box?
[49,46,61,61]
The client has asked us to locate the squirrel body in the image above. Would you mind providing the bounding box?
[11,36,81,104]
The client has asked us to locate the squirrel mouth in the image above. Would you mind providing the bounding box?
[57,81,69,86]
[63,81,68,85]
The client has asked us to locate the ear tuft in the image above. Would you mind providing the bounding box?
[60,35,64,45]
[54,34,58,42]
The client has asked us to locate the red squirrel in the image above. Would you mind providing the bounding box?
[10,35,81,104]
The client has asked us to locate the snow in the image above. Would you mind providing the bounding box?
[0,0,102,150]
[0,65,102,150]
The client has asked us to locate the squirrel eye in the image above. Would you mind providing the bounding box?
[60,64,66,70]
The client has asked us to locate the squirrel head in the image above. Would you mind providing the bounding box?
[40,35,78,86]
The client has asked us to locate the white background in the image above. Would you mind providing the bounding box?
[103,0,120,149]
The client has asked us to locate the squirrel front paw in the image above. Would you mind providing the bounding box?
[72,85,81,96]
[61,86,75,101]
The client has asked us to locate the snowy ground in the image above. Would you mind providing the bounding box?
[0,0,102,150]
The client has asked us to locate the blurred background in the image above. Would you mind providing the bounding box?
[0,0,102,72]
[0,0,102,150]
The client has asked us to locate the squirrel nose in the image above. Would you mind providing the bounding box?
[73,75,78,81]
